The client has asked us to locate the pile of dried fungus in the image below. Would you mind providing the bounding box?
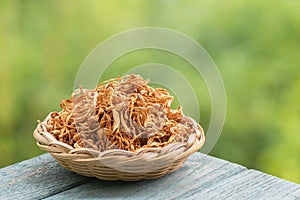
[45,74,202,151]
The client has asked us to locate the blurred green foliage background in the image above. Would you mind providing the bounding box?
[0,0,299,183]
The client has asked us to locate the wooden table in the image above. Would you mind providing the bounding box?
[1,153,299,199]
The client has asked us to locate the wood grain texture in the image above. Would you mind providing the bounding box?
[44,154,247,200]
[0,154,92,200]
[177,169,300,200]
[1,153,300,200]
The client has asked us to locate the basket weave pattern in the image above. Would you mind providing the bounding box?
[34,113,205,181]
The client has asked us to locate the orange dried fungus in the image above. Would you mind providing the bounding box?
[45,74,201,152]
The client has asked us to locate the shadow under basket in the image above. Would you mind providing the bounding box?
[33,115,205,181]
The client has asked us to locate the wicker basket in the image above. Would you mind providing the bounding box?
[33,112,205,181]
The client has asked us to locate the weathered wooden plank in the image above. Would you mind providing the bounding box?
[0,154,91,200]
[1,153,300,200]
[44,154,247,199]
[45,153,300,200]
[181,169,300,200]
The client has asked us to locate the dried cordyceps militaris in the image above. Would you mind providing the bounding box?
[45,74,202,152]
